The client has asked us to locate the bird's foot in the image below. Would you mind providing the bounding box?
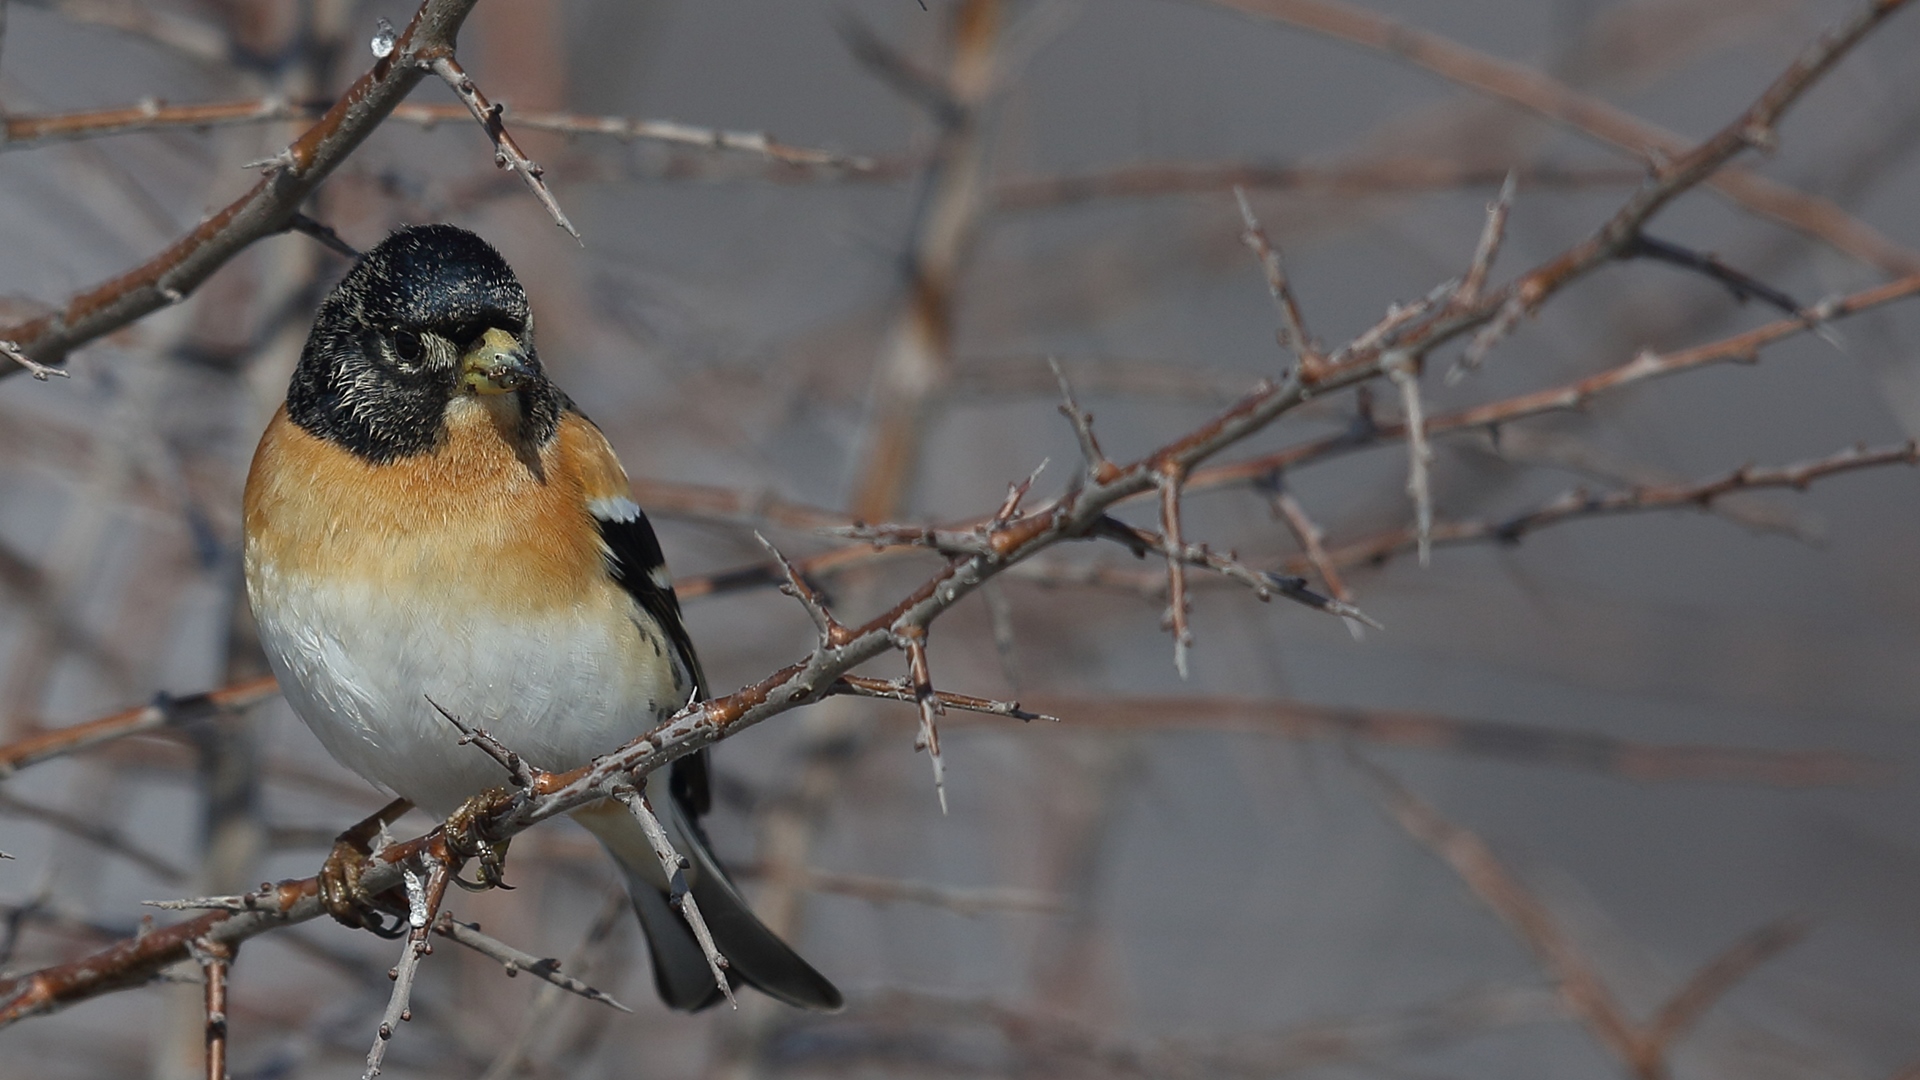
[320,797,413,936]
[443,786,517,892]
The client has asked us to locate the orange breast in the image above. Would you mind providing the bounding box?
[244,402,634,614]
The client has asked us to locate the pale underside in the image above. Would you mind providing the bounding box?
[250,567,681,817]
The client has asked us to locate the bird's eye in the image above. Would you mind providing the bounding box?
[392,330,423,363]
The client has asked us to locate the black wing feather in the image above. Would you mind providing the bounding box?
[596,507,713,816]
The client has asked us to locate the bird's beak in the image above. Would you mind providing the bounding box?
[460,327,532,395]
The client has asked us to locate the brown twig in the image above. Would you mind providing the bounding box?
[0,97,303,149]
[1351,756,1642,1067]
[0,675,279,776]
[191,939,233,1080]
[1050,358,1117,484]
[425,55,579,240]
[1354,755,1813,1079]
[898,627,949,813]
[757,533,852,648]
[0,96,876,169]
[1187,272,1920,496]
[1640,914,1809,1064]
[428,698,540,789]
[847,0,1003,521]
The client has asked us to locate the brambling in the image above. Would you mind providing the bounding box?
[242,224,841,1012]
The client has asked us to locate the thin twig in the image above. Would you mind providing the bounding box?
[993,159,1640,211]
[756,533,851,648]
[1089,517,1382,628]
[1351,755,1641,1066]
[0,341,70,382]
[1382,351,1434,565]
[0,96,875,169]
[362,851,450,1079]
[1006,694,1874,787]
[1621,234,1804,317]
[1319,440,1920,570]
[1264,480,1352,604]
[191,939,233,1080]
[734,863,1068,916]
[1459,170,1517,305]
[426,56,579,240]
[831,675,1056,722]
[1233,186,1323,378]
[0,675,279,776]
[428,698,539,788]
[898,627,948,814]
[1641,914,1809,1062]
[609,785,733,1007]
[434,915,631,1013]
[1157,469,1195,678]
[1050,357,1116,483]
[284,212,361,260]
[1191,273,1920,495]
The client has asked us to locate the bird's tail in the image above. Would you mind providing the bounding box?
[572,794,842,1012]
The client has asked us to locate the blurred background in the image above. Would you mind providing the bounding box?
[0,0,1918,1076]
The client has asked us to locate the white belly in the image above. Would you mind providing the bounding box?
[250,563,682,817]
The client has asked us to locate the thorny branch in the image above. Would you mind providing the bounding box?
[0,0,474,376]
[1318,439,1920,571]
[0,675,279,776]
[425,56,579,240]
[0,98,874,169]
[609,785,734,1007]
[190,939,232,1080]
[0,0,1906,1045]
[434,916,630,1013]
[362,850,450,1079]
[1233,187,1322,378]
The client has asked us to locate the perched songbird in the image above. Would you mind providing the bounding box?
[243,224,840,1012]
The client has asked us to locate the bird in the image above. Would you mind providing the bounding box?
[242,223,841,1012]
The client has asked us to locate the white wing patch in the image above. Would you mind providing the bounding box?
[588,495,641,523]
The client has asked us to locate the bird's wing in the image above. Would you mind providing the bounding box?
[563,410,712,815]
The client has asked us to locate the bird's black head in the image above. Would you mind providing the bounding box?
[287,224,563,463]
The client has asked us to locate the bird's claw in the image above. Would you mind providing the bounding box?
[320,833,408,938]
[444,786,517,892]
